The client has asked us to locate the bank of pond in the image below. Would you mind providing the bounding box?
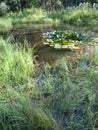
[0,29,98,130]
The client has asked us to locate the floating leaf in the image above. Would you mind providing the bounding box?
[42,30,96,50]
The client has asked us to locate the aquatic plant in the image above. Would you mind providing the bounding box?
[42,30,96,50]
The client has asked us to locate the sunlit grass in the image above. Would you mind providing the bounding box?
[0,36,98,129]
[48,7,98,30]
[0,37,58,130]
[0,18,12,33]
[0,38,35,88]
[0,6,98,33]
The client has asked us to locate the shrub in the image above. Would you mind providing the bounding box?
[0,2,8,16]
[0,19,12,34]
[6,0,21,12]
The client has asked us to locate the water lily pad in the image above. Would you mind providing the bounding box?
[54,44,62,49]
[92,38,98,43]
[42,30,96,50]
[43,42,49,45]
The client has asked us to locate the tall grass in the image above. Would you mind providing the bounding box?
[48,6,98,30]
[0,37,35,88]
[0,18,12,34]
[0,37,98,130]
[0,38,58,130]
[0,5,98,33]
[37,57,98,130]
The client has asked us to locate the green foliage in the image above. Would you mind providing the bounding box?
[39,58,98,130]
[0,18,12,34]
[42,30,95,50]
[0,87,57,130]
[0,2,8,16]
[54,30,83,40]
[0,5,98,33]
[0,0,98,13]
[0,38,35,87]
[0,0,29,12]
[0,38,58,130]
[6,0,21,12]
[32,0,63,11]
[47,6,98,30]
[66,7,98,28]
[0,37,98,130]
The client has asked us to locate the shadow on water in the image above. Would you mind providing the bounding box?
[12,24,56,44]
[35,45,74,62]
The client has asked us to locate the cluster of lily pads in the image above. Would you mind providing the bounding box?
[42,30,96,50]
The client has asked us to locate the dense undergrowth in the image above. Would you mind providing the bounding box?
[0,2,98,129]
[0,4,98,33]
[0,37,98,130]
[40,59,98,130]
[0,38,58,130]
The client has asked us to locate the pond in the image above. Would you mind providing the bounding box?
[12,26,98,66]
[10,26,98,130]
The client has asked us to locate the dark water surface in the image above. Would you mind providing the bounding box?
[12,25,98,68]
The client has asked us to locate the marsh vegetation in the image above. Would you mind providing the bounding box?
[0,1,98,130]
